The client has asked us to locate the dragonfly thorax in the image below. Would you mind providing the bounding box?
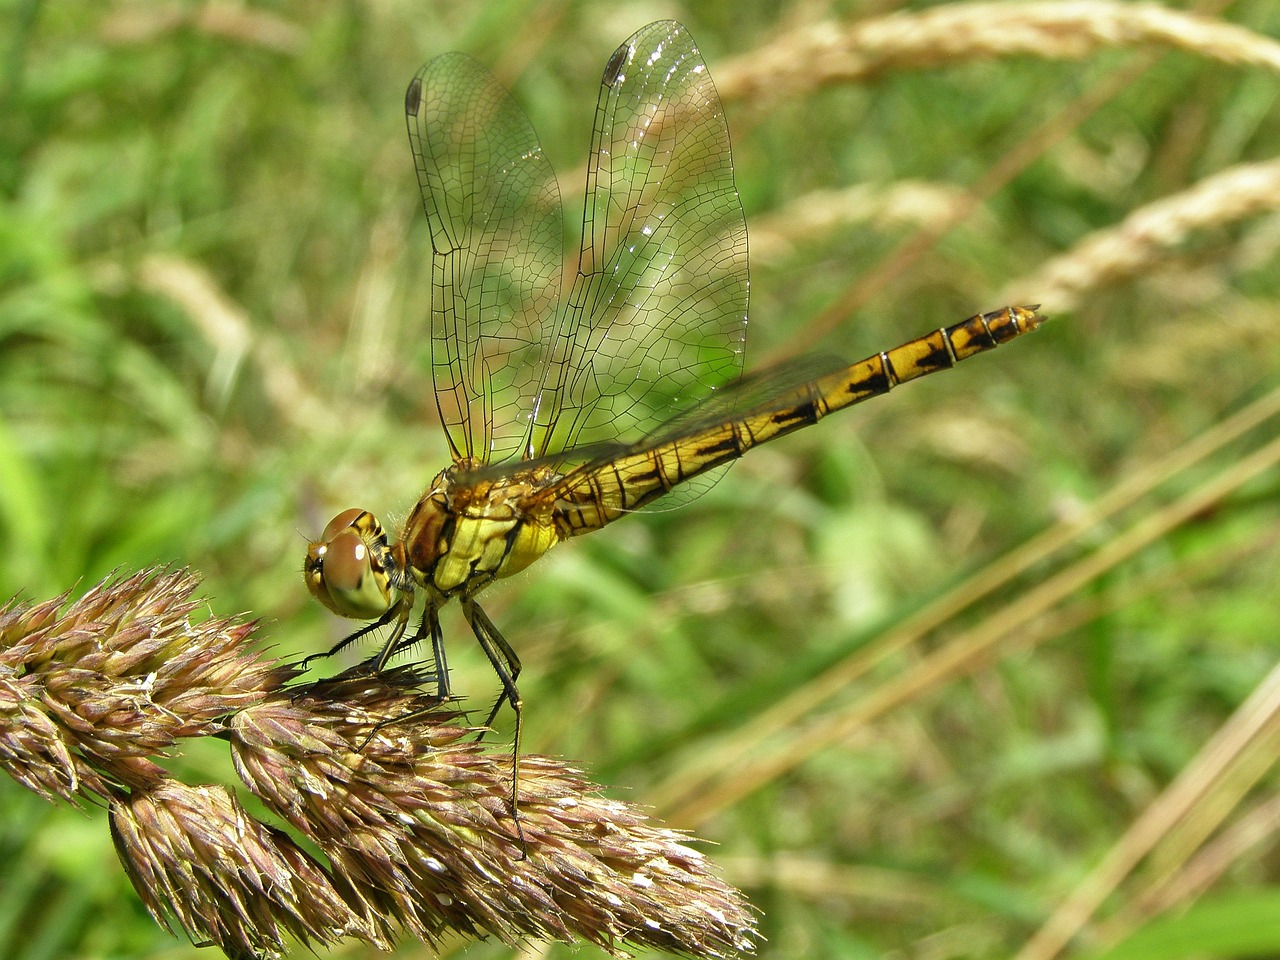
[401,461,564,597]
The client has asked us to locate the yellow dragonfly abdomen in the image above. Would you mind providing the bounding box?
[545,305,1042,538]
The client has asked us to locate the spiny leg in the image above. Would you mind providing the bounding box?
[358,602,451,749]
[464,600,523,734]
[460,596,526,852]
[300,598,408,672]
[367,595,418,674]
[384,601,451,701]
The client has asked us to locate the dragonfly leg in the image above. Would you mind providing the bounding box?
[428,607,451,701]
[363,595,413,673]
[300,600,406,672]
[462,598,523,731]
[384,602,451,701]
[460,596,526,853]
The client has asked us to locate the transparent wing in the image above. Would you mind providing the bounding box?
[545,354,850,514]
[642,354,849,445]
[406,52,562,464]
[529,20,749,459]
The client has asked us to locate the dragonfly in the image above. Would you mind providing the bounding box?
[304,20,1043,830]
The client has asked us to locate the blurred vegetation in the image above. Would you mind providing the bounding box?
[3,1,1280,959]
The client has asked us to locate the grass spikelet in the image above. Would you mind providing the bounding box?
[1008,158,1280,311]
[110,780,384,959]
[0,570,292,796]
[715,1,1280,103]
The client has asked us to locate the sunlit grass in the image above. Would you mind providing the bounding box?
[3,1,1280,958]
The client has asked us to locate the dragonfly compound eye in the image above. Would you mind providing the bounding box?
[304,509,395,619]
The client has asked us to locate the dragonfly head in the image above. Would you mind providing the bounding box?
[304,508,399,620]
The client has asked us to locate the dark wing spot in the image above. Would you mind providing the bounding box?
[602,44,628,87]
[405,76,422,117]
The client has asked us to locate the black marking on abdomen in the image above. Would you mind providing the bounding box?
[853,364,892,396]
[771,400,819,430]
[627,465,663,485]
[897,340,954,379]
[693,434,742,460]
[964,317,1000,348]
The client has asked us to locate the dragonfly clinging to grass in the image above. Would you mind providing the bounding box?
[303,20,1043,831]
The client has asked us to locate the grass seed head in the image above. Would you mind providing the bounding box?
[110,779,388,958]
[0,570,293,797]
[2,573,758,957]
[230,671,759,957]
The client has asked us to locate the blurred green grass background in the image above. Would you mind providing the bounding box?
[3,1,1280,958]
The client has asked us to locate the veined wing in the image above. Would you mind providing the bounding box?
[455,356,841,490]
[406,53,562,463]
[528,20,749,461]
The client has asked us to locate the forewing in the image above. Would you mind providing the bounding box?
[406,53,562,464]
[529,20,749,458]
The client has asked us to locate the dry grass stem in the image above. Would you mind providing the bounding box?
[721,854,948,914]
[100,3,305,54]
[0,571,757,959]
[715,1,1280,104]
[1007,159,1280,312]
[748,182,973,264]
[1014,658,1280,960]
[136,254,327,430]
[659,420,1280,827]
[1099,793,1280,944]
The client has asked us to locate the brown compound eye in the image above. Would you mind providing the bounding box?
[304,509,395,620]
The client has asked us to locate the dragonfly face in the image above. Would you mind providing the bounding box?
[304,507,400,620]
[302,20,1044,843]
